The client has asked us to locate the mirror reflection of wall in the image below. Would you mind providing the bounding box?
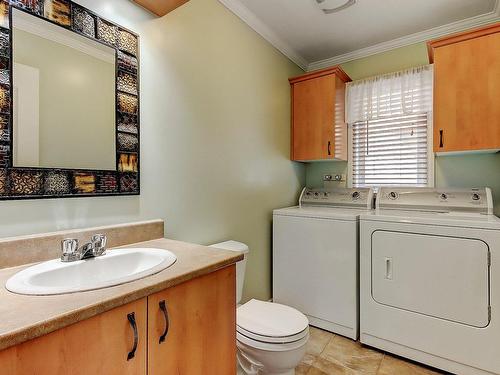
[12,8,116,170]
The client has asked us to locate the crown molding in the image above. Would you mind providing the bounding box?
[217,0,308,70]
[217,0,499,73]
[13,8,115,64]
[308,0,500,71]
[289,65,351,84]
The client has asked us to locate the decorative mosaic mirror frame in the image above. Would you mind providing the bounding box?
[0,0,140,200]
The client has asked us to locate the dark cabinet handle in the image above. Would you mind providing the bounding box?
[439,129,444,148]
[159,300,170,344]
[127,312,138,361]
[327,141,332,156]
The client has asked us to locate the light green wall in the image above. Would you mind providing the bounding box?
[306,43,500,215]
[13,28,116,170]
[341,43,429,80]
[0,0,305,302]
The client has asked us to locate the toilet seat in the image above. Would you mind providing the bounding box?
[237,325,309,344]
[236,299,309,351]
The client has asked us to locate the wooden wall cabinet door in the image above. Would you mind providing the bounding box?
[429,23,500,153]
[289,66,351,161]
[0,298,147,375]
[148,265,236,375]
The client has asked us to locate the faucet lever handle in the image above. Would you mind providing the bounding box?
[61,239,79,255]
[91,234,107,255]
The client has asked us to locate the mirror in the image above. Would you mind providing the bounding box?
[11,8,116,170]
[0,1,140,199]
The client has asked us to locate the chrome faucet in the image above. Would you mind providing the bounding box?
[61,234,108,262]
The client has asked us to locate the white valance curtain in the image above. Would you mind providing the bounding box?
[346,65,433,124]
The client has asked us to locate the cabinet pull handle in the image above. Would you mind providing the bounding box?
[159,300,170,344]
[327,141,332,156]
[127,312,138,361]
[439,129,444,148]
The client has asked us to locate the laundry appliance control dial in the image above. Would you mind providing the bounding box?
[388,192,399,200]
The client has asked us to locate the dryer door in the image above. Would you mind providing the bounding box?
[372,231,490,328]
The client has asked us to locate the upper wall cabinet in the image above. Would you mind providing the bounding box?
[289,66,351,162]
[132,0,190,17]
[428,23,500,153]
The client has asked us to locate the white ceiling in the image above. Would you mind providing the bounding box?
[219,0,500,70]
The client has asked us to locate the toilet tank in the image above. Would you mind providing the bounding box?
[209,240,249,304]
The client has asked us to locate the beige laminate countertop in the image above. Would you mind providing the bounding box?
[0,238,243,352]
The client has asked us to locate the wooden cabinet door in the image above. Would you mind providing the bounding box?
[433,31,500,152]
[0,298,147,375]
[148,265,236,375]
[291,74,336,161]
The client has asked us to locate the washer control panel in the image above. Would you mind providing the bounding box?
[301,187,374,209]
[377,187,493,214]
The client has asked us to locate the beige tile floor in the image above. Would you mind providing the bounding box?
[296,326,447,375]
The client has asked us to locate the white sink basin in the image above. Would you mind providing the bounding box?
[5,248,177,296]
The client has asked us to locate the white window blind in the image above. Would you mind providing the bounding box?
[346,65,433,188]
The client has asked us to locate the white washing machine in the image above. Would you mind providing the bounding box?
[273,187,374,339]
[360,187,500,375]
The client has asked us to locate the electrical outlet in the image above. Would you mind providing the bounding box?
[324,173,347,189]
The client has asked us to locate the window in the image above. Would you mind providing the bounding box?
[347,66,434,188]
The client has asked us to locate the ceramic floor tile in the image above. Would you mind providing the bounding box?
[377,354,445,375]
[296,362,312,375]
[308,326,335,356]
[303,352,319,366]
[308,356,360,375]
[320,335,384,375]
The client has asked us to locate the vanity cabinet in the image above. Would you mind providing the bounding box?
[0,298,148,375]
[289,66,351,161]
[148,265,236,375]
[0,266,236,375]
[428,23,500,153]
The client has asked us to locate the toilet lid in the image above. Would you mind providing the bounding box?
[237,299,309,338]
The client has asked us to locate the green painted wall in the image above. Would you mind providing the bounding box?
[306,43,500,215]
[0,0,305,303]
[341,43,429,80]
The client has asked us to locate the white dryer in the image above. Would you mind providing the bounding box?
[273,187,374,339]
[360,187,500,375]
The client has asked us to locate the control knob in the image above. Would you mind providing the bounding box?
[472,193,481,201]
[388,191,398,200]
[352,191,360,200]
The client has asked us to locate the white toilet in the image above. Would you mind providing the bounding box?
[210,240,309,375]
